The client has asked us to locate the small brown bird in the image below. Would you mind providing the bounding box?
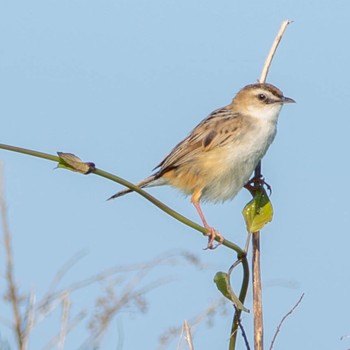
[109,83,295,249]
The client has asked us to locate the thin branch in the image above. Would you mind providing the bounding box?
[252,233,263,350]
[0,143,244,256]
[38,253,190,311]
[229,257,249,350]
[0,166,25,350]
[259,20,293,83]
[58,291,70,350]
[234,307,250,350]
[183,320,194,350]
[42,253,188,349]
[82,277,171,348]
[22,289,36,348]
[269,293,304,350]
[45,250,88,301]
[159,298,227,350]
[42,311,87,350]
[0,143,58,162]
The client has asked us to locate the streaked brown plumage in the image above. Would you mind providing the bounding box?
[109,83,295,248]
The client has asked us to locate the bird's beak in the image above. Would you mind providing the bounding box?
[281,96,296,104]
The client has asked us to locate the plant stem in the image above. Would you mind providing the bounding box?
[95,168,244,253]
[0,169,25,349]
[251,19,292,350]
[252,233,263,350]
[229,256,250,350]
[0,143,244,255]
[0,143,59,162]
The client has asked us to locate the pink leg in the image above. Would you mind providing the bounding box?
[192,201,224,249]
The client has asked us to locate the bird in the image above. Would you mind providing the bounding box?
[108,83,295,249]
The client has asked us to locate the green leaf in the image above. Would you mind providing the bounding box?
[242,188,273,233]
[213,272,249,312]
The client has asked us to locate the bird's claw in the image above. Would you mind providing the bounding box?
[244,175,272,196]
[203,227,224,250]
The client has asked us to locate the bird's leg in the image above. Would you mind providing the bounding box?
[192,199,224,250]
[244,175,272,196]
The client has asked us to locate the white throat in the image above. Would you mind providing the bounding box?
[247,103,283,123]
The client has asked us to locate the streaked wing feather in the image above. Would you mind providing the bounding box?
[155,107,243,174]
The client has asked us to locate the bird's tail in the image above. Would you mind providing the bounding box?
[107,175,160,200]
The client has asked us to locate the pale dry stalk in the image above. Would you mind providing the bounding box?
[253,19,292,350]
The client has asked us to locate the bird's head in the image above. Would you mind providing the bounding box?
[231,83,295,121]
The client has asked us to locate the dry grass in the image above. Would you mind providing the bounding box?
[0,168,207,349]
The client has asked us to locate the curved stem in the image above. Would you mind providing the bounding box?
[96,169,203,229]
[0,143,59,162]
[259,20,292,83]
[229,256,250,350]
[0,143,244,255]
[95,168,244,253]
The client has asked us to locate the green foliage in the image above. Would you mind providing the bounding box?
[213,271,249,312]
[242,188,273,233]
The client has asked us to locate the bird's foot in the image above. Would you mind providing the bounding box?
[204,227,224,250]
[244,175,272,196]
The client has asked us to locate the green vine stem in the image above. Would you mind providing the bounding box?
[0,143,59,162]
[229,257,250,350]
[0,143,244,256]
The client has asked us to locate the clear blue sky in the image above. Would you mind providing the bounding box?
[1,0,350,349]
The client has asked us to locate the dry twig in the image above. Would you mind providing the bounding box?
[182,320,194,350]
[269,293,304,350]
[58,291,71,350]
[233,307,250,350]
[160,298,227,350]
[0,167,25,350]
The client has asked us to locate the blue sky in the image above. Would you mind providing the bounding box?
[1,0,350,349]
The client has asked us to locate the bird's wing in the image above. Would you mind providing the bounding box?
[154,107,244,175]
[109,107,245,199]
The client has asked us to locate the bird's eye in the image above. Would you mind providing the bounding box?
[257,94,267,101]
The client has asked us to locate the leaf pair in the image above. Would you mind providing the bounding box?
[214,189,273,310]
